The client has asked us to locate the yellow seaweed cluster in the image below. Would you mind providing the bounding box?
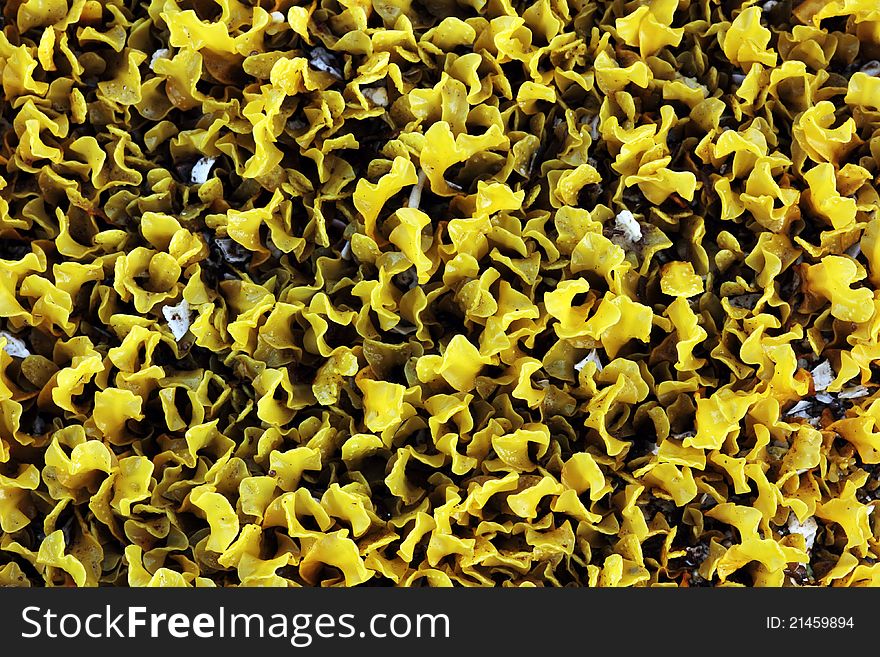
[0,0,880,588]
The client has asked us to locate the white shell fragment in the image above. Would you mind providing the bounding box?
[810,360,834,392]
[786,400,812,416]
[215,237,250,263]
[785,400,820,426]
[149,49,170,71]
[838,386,870,399]
[408,169,427,210]
[163,299,192,341]
[860,60,880,77]
[190,157,217,184]
[363,86,389,107]
[0,331,30,358]
[787,514,818,552]
[680,75,709,95]
[574,349,603,372]
[270,11,286,23]
[615,209,643,244]
[309,46,342,78]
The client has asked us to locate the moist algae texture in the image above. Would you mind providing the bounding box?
[0,0,879,587]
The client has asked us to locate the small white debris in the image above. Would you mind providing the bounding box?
[340,240,352,260]
[615,209,643,244]
[860,60,880,77]
[150,49,170,71]
[677,74,709,97]
[731,73,746,85]
[786,400,821,426]
[811,360,834,392]
[163,299,192,341]
[190,157,216,184]
[215,237,250,264]
[786,400,813,416]
[589,114,600,141]
[787,514,818,551]
[408,169,427,210]
[363,86,389,107]
[0,331,29,358]
[270,10,286,23]
[650,443,660,455]
[574,349,603,372]
[838,386,870,399]
[762,0,778,11]
[681,76,702,90]
[815,392,834,404]
[846,242,862,259]
[389,323,416,335]
[309,46,342,79]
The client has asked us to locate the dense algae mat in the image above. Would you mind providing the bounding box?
[1,0,880,587]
